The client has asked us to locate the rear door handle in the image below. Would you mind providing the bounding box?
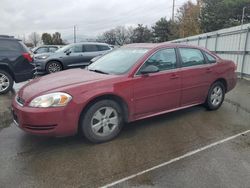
[170,74,180,79]
[206,68,212,73]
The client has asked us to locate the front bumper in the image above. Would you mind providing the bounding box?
[12,99,80,137]
[34,59,47,74]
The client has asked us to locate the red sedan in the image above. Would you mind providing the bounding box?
[12,43,237,143]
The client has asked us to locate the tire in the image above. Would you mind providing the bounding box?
[0,70,14,95]
[205,81,225,111]
[46,61,62,74]
[80,100,123,143]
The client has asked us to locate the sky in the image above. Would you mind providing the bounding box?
[0,0,195,42]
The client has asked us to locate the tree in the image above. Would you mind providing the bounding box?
[97,29,117,45]
[200,0,250,32]
[130,24,153,43]
[176,0,202,38]
[28,32,41,47]
[152,17,172,42]
[41,33,53,45]
[52,32,64,45]
[114,26,131,45]
[97,26,132,45]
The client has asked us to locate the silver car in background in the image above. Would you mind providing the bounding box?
[34,42,113,74]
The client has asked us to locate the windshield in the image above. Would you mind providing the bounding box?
[56,44,72,53]
[88,48,148,75]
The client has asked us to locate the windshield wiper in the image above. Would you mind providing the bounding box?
[88,69,109,75]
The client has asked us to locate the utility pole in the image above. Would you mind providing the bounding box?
[172,0,175,21]
[74,25,76,43]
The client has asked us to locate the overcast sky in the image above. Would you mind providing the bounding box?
[0,0,194,42]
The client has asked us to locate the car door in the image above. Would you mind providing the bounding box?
[63,44,86,67]
[178,48,215,106]
[132,48,181,118]
[82,44,103,65]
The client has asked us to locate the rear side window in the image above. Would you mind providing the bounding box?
[98,45,110,51]
[205,52,216,63]
[0,40,24,52]
[36,47,48,53]
[179,48,206,67]
[83,45,99,52]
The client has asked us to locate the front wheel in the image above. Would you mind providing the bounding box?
[205,82,225,110]
[0,70,14,94]
[80,100,123,143]
[46,61,62,74]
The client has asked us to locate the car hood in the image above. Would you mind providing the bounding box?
[18,69,117,102]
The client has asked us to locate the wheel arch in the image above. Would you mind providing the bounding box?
[213,78,228,92]
[78,93,130,132]
[0,64,15,81]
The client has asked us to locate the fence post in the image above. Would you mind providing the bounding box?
[214,33,219,52]
[205,36,208,48]
[241,27,250,79]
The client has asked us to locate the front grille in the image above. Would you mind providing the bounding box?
[16,96,25,106]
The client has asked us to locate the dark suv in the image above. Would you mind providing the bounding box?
[34,42,113,74]
[0,35,34,94]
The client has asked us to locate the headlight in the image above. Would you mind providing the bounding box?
[29,92,72,108]
[35,55,49,60]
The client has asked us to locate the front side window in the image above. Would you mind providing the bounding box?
[179,48,206,67]
[71,45,83,53]
[83,45,99,52]
[138,48,177,74]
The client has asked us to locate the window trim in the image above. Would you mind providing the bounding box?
[134,47,179,77]
[202,51,217,64]
[177,47,208,68]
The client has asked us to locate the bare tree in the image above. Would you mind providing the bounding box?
[28,32,41,47]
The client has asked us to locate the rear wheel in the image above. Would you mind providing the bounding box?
[0,70,13,94]
[46,61,62,73]
[80,100,123,143]
[205,81,225,110]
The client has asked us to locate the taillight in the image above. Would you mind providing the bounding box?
[22,53,33,62]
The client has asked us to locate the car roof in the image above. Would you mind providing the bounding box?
[0,35,20,41]
[74,42,111,46]
[123,42,207,50]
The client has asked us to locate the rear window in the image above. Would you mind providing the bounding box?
[0,40,26,52]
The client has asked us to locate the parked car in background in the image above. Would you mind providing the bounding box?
[34,42,113,74]
[12,43,237,143]
[0,35,34,94]
[31,45,63,54]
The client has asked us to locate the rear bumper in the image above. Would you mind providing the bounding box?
[12,99,80,137]
[14,65,35,83]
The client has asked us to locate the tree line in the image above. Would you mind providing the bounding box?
[97,0,250,45]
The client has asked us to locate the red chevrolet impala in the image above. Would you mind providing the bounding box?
[12,43,237,143]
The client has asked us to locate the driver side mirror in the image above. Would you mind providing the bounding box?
[140,65,159,75]
[65,50,72,56]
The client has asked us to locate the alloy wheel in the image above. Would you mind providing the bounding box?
[0,73,10,92]
[91,107,119,137]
